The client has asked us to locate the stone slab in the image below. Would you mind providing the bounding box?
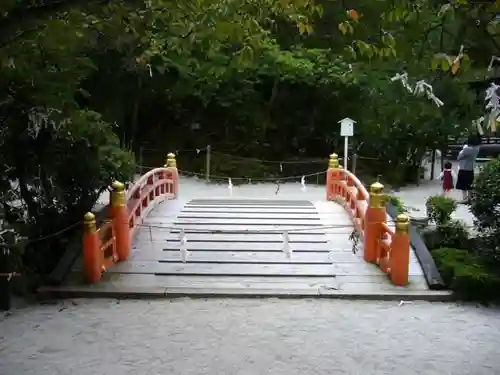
[130,249,361,263]
[38,273,452,301]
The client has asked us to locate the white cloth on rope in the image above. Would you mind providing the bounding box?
[300,176,306,192]
[179,229,189,263]
[485,83,500,131]
[228,177,233,196]
[282,231,292,259]
[488,56,500,71]
[391,73,444,107]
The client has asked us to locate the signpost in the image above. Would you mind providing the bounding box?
[339,117,355,170]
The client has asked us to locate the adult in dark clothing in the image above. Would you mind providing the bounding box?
[456,134,481,202]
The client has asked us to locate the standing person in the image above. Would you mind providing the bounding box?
[456,134,481,203]
[438,161,455,196]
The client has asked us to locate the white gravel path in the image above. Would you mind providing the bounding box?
[1,298,499,375]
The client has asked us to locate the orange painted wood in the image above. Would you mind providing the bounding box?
[389,231,411,286]
[83,230,102,283]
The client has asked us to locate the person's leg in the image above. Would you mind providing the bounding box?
[467,190,473,201]
[461,189,467,201]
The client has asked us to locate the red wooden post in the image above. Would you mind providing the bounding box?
[390,214,411,286]
[83,212,102,283]
[326,153,339,200]
[166,152,179,198]
[364,182,386,264]
[111,181,131,261]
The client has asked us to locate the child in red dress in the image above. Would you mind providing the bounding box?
[438,161,456,195]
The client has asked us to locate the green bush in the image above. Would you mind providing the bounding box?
[432,247,500,301]
[469,158,500,267]
[422,219,470,250]
[425,195,457,226]
[387,195,405,214]
[470,158,500,232]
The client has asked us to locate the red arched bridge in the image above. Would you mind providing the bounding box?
[43,153,450,299]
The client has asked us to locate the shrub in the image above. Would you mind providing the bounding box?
[387,195,406,214]
[470,158,500,232]
[425,195,457,226]
[431,247,500,301]
[422,219,470,250]
[469,158,500,266]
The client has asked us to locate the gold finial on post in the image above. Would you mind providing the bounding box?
[166,152,177,168]
[395,214,409,234]
[369,181,384,208]
[83,212,96,233]
[329,153,339,169]
[111,181,126,207]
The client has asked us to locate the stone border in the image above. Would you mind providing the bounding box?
[37,285,454,302]
[386,202,446,290]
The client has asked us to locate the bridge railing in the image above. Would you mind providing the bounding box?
[326,153,411,286]
[82,153,179,283]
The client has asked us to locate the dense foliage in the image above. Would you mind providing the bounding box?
[470,158,500,267]
[423,167,500,302]
[2,0,500,282]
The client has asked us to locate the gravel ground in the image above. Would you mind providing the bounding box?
[1,299,499,375]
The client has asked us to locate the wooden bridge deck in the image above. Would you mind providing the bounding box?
[48,197,452,300]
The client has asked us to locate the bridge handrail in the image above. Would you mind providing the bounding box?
[326,153,411,287]
[340,169,370,201]
[82,153,179,284]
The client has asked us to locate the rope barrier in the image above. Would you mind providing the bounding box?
[26,221,82,244]
[176,168,327,182]
[0,220,82,248]
[210,150,330,164]
[140,145,344,165]
[140,144,440,166]
[135,220,477,234]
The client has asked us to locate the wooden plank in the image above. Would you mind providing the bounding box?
[132,249,360,263]
[108,260,424,277]
[172,218,322,226]
[109,261,338,276]
[167,224,327,231]
[160,241,330,251]
[184,204,317,210]
[134,232,328,242]
[180,208,319,214]
[177,212,321,220]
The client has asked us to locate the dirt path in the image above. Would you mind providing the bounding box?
[1,299,499,375]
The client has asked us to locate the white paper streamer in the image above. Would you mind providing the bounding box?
[391,73,444,107]
[282,231,292,259]
[390,72,413,93]
[228,177,233,196]
[300,176,306,192]
[485,83,500,131]
[196,148,200,154]
[179,229,189,263]
[280,163,283,172]
[488,56,500,71]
